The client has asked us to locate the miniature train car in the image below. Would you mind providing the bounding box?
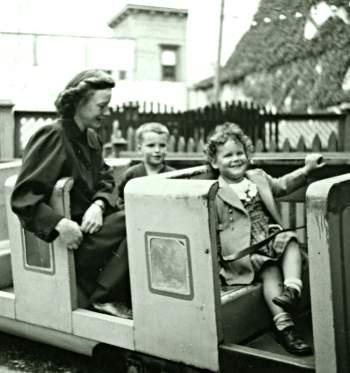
[0,159,349,373]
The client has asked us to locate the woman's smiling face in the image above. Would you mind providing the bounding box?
[211,138,249,183]
[75,88,112,131]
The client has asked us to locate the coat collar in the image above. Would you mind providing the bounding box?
[61,118,99,150]
[216,171,283,225]
[246,169,283,225]
[86,129,100,150]
[216,177,247,213]
[140,161,171,175]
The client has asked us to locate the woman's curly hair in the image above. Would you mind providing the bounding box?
[205,122,254,164]
[55,69,115,118]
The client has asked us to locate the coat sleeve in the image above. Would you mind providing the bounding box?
[11,125,66,242]
[92,159,116,207]
[116,167,136,207]
[88,130,116,207]
[262,167,308,197]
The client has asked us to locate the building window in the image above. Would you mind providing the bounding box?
[160,46,179,81]
[119,70,127,80]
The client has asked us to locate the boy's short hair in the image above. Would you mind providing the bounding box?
[205,122,254,163]
[136,122,170,143]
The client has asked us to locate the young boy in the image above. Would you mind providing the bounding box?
[118,122,174,205]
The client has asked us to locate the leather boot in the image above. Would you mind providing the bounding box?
[273,287,299,311]
[276,326,312,356]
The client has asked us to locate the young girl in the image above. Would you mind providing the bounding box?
[206,123,324,356]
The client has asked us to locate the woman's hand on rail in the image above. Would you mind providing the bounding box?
[55,218,83,250]
[80,203,103,235]
[304,153,325,173]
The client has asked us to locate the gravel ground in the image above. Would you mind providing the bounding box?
[0,332,126,373]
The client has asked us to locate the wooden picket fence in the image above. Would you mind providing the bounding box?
[110,101,266,153]
[110,102,346,155]
[13,101,348,157]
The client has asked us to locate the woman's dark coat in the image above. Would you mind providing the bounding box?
[11,119,127,302]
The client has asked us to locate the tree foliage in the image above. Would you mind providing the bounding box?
[222,0,350,110]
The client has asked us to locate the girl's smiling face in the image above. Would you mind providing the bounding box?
[211,138,249,183]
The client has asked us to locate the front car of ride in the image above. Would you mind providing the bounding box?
[0,156,350,372]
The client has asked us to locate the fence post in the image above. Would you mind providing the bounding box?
[0,100,15,159]
[338,110,350,151]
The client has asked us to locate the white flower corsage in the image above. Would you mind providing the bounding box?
[229,178,258,202]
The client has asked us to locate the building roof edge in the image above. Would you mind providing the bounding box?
[108,4,188,28]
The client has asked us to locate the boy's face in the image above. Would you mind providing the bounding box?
[211,139,249,183]
[138,131,168,167]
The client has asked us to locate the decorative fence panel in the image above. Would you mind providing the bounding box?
[13,111,113,157]
[14,111,57,157]
[264,112,345,153]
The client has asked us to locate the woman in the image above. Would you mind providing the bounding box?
[11,69,131,318]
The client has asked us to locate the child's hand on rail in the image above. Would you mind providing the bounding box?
[304,153,325,173]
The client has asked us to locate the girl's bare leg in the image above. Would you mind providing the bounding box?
[259,263,285,316]
[281,239,302,280]
[273,240,303,310]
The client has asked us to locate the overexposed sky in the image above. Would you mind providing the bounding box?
[0,0,187,36]
[187,0,259,83]
[0,0,259,83]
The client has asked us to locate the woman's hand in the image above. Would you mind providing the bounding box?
[55,218,83,250]
[80,203,103,234]
[304,153,325,173]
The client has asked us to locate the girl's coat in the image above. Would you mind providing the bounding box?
[215,167,308,285]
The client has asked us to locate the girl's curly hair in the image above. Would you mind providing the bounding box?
[55,69,115,118]
[205,122,254,163]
